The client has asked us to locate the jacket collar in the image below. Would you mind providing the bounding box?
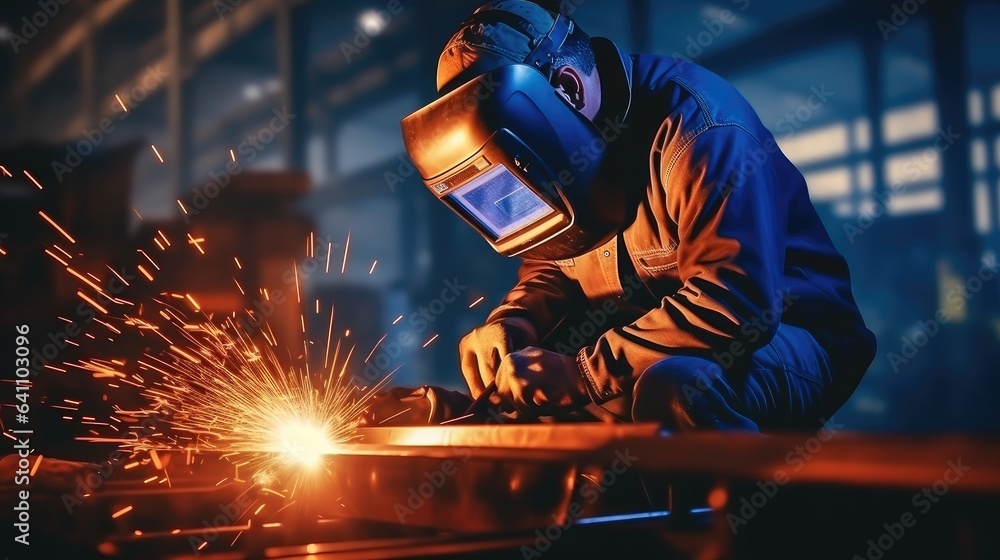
[590,36,633,130]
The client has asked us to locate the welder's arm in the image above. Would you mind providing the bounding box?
[460,260,583,397]
[485,259,584,338]
[578,125,788,404]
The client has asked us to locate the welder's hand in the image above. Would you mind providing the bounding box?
[495,347,592,417]
[460,318,538,399]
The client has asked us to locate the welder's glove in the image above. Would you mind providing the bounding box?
[459,317,538,399]
[357,385,473,426]
[495,347,592,417]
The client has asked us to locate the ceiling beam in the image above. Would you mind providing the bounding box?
[13,0,135,99]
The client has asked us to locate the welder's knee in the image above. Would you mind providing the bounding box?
[631,356,756,431]
[632,356,719,426]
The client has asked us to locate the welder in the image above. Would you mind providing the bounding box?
[400,0,876,430]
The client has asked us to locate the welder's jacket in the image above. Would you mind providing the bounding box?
[485,41,877,406]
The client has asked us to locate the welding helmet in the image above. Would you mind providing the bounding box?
[400,1,628,261]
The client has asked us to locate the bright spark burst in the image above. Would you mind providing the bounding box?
[115,315,385,486]
[46,224,399,499]
[4,145,475,551]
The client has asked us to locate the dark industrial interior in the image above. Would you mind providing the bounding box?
[1,0,999,558]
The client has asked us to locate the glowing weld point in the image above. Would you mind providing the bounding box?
[150,144,164,163]
[269,418,335,471]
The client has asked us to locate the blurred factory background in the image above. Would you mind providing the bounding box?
[1,0,999,442]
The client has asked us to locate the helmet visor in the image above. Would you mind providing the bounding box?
[447,163,555,240]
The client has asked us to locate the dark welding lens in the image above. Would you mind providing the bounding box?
[447,164,555,240]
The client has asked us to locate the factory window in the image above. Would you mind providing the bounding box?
[877,18,943,217]
[966,1,1000,235]
[882,101,938,146]
[730,42,868,218]
[992,85,1000,122]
